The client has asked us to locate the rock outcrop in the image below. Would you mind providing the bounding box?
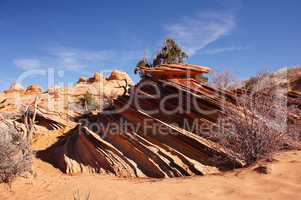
[25,84,43,94]
[4,83,24,93]
[2,66,300,179]
[39,64,246,178]
[88,72,105,83]
[0,70,134,117]
[108,70,134,85]
[77,76,88,84]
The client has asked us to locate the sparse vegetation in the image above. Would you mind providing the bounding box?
[135,38,188,75]
[152,38,188,67]
[79,92,100,111]
[216,72,292,165]
[0,121,33,183]
[209,70,238,89]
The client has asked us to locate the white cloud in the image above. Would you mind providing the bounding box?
[165,11,236,55]
[14,58,41,70]
[48,48,88,70]
[200,46,249,55]
[14,47,143,71]
[49,47,142,70]
[50,47,115,63]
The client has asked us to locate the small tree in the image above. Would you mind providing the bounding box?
[135,38,188,74]
[134,58,152,75]
[152,38,188,67]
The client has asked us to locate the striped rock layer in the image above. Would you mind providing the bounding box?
[40,66,246,178]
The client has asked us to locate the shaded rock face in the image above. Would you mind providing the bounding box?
[39,64,246,178]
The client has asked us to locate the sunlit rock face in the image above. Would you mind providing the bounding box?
[38,64,246,178]
[25,84,43,94]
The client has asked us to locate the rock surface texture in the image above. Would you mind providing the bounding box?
[40,64,246,178]
[1,66,300,179]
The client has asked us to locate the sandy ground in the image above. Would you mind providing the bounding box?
[0,150,300,200]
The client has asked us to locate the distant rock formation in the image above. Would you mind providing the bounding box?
[25,84,43,94]
[4,83,24,93]
[77,76,88,84]
[108,70,134,85]
[87,72,105,83]
[4,83,43,95]
[0,70,134,118]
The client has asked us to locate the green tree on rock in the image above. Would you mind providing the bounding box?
[135,38,188,74]
[152,38,188,66]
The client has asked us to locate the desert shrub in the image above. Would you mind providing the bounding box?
[0,121,33,183]
[216,73,291,165]
[79,92,100,111]
[209,70,238,89]
[287,104,301,141]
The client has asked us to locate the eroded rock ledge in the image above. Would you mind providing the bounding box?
[39,64,246,178]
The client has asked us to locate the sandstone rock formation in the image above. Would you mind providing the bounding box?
[4,83,24,93]
[88,72,105,83]
[1,66,300,180]
[108,70,134,85]
[39,64,246,178]
[25,84,43,94]
[77,76,88,84]
[0,70,134,117]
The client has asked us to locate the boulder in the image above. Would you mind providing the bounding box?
[5,83,24,93]
[107,70,134,85]
[88,72,105,83]
[77,76,88,84]
[25,84,43,93]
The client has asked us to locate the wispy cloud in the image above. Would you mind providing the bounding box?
[165,11,236,55]
[47,47,112,70]
[14,58,42,70]
[200,46,249,55]
[14,47,143,71]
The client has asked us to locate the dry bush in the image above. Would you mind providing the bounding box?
[287,104,301,141]
[209,70,239,89]
[79,92,100,111]
[0,121,32,183]
[75,92,112,114]
[216,72,291,165]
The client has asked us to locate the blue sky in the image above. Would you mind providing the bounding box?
[0,0,300,91]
